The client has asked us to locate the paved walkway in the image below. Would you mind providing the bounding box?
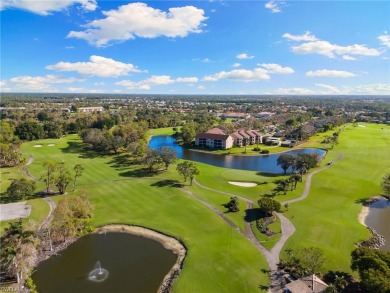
[192,151,344,292]
[22,153,57,231]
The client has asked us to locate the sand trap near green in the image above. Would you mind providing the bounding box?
[228,181,257,187]
[33,144,43,147]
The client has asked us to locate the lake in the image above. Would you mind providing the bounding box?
[149,135,326,173]
[32,232,177,293]
[364,199,390,252]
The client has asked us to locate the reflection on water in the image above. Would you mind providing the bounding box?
[32,233,177,293]
[364,199,390,252]
[149,135,326,173]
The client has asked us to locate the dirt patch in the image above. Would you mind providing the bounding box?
[228,181,257,187]
[94,225,186,293]
[0,201,32,221]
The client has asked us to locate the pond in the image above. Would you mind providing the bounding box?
[364,199,390,252]
[149,136,326,173]
[32,232,177,293]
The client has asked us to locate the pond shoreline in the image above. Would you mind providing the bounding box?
[358,196,388,250]
[94,224,187,293]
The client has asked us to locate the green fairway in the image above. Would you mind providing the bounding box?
[6,122,389,288]
[282,123,390,273]
[149,127,180,136]
[18,135,270,292]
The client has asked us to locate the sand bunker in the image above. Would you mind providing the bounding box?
[358,125,366,128]
[48,144,55,146]
[229,181,257,187]
[33,145,43,147]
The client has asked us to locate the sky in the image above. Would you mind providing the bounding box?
[1,0,389,95]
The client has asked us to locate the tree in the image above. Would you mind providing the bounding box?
[55,162,72,194]
[143,148,162,173]
[258,197,281,215]
[15,121,45,141]
[289,173,302,190]
[351,247,390,293]
[42,160,58,194]
[7,178,36,200]
[1,220,37,284]
[73,164,84,191]
[159,146,177,170]
[225,196,239,212]
[381,173,390,199]
[0,143,23,167]
[50,195,93,242]
[277,154,295,174]
[176,161,200,185]
[300,247,326,274]
[181,122,197,145]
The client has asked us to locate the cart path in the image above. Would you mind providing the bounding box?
[192,151,343,292]
[22,153,56,231]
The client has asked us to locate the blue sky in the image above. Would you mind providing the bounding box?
[1,1,389,95]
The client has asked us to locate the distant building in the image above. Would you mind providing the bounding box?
[219,112,250,119]
[196,127,263,149]
[78,106,104,113]
[254,112,275,118]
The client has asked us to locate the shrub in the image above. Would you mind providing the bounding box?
[261,150,269,154]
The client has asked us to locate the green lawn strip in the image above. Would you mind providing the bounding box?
[195,163,278,201]
[0,164,25,193]
[18,138,270,291]
[0,197,50,236]
[250,216,282,250]
[189,184,247,232]
[281,123,390,274]
[85,179,269,292]
[148,127,180,136]
[204,145,288,155]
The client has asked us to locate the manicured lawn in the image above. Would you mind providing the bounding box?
[149,127,180,136]
[282,123,390,273]
[251,216,282,250]
[18,135,270,292]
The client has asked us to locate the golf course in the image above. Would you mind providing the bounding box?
[1,122,389,292]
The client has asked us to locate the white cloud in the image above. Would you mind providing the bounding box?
[342,55,356,61]
[8,75,84,92]
[282,31,318,42]
[203,68,270,82]
[46,55,141,77]
[259,63,294,74]
[306,69,356,78]
[204,63,293,82]
[67,3,207,47]
[197,85,205,90]
[236,53,254,60]
[315,83,342,94]
[267,87,315,95]
[291,40,381,58]
[176,77,199,83]
[232,63,241,68]
[0,0,96,15]
[67,87,105,93]
[378,32,390,48]
[0,81,6,88]
[265,1,286,13]
[116,75,198,90]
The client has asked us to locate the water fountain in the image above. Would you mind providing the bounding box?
[88,261,109,282]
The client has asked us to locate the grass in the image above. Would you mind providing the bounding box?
[250,216,282,250]
[3,122,388,288]
[149,127,180,136]
[16,135,270,292]
[281,123,390,273]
